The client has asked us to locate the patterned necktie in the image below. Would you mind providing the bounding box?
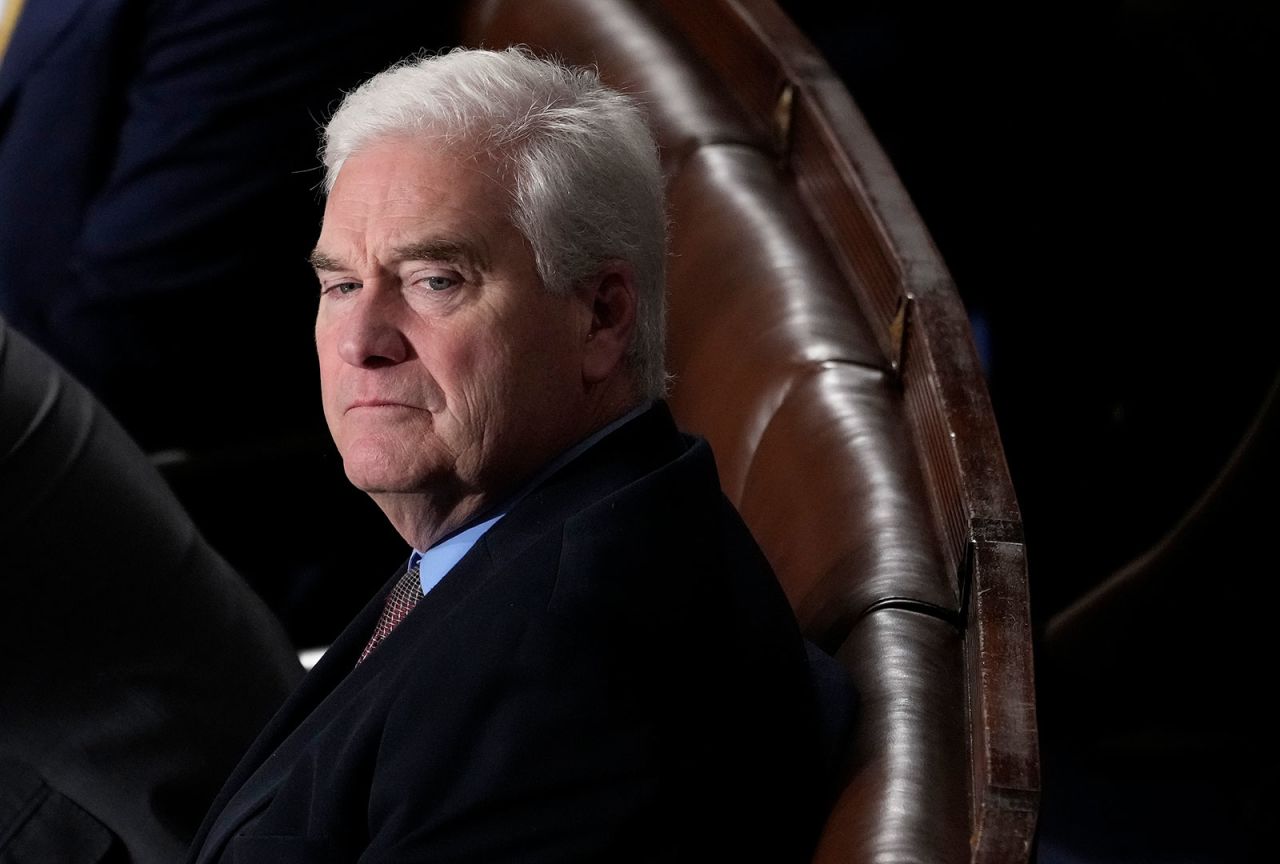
[358,563,423,665]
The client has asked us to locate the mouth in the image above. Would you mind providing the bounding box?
[346,399,422,413]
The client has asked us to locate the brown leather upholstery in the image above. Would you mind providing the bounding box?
[465,1,1039,860]
[665,147,882,498]
[465,0,765,176]
[823,609,968,864]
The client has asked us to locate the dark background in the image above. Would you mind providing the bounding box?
[780,1,1278,861]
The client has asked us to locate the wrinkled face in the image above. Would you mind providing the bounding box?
[313,137,591,511]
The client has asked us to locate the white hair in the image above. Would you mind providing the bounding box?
[322,47,668,399]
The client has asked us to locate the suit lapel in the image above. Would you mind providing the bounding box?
[191,566,398,863]
[486,401,689,563]
[0,0,94,111]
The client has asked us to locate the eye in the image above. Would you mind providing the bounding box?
[420,274,459,292]
[320,281,360,296]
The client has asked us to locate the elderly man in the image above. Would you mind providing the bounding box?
[189,48,829,862]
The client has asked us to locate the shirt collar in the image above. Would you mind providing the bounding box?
[408,512,503,596]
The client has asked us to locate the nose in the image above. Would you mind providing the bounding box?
[335,285,410,368]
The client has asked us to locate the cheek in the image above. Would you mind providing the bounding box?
[315,324,336,384]
[426,335,498,412]
[315,357,343,418]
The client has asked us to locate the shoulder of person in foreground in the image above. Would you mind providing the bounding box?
[0,316,303,864]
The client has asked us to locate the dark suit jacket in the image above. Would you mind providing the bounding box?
[189,402,827,862]
[0,317,305,864]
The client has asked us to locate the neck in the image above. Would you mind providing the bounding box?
[374,386,644,551]
[372,487,493,552]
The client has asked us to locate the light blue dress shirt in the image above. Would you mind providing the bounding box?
[407,514,503,596]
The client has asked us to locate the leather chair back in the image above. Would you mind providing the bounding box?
[463,2,1040,860]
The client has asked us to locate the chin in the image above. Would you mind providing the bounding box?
[341,445,456,497]
[343,460,416,494]
[338,443,406,490]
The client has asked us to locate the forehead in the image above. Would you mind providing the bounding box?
[319,137,514,253]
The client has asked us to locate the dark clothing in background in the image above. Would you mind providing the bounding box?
[0,0,457,452]
[0,317,304,864]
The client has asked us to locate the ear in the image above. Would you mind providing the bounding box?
[578,261,638,386]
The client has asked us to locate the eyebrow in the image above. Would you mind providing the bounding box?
[308,250,345,272]
[393,239,489,271]
[308,239,489,273]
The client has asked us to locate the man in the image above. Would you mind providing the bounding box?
[189,48,829,862]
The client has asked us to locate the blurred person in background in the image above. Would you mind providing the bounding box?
[0,0,463,645]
